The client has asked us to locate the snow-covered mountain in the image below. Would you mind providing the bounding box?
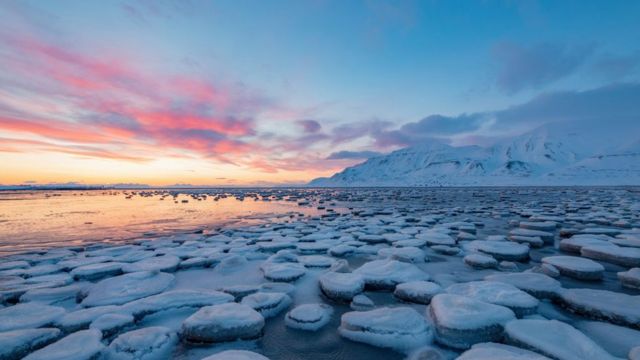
[309,124,640,186]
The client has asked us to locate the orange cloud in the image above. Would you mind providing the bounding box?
[0,28,349,184]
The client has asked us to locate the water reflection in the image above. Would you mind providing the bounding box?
[0,190,322,255]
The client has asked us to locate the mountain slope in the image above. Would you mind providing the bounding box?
[309,124,640,186]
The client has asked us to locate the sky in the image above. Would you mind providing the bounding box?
[0,0,639,186]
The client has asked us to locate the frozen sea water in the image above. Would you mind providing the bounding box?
[0,187,639,359]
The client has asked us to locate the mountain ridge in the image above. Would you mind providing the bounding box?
[309,123,640,186]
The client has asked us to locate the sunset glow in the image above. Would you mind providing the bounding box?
[1,1,639,186]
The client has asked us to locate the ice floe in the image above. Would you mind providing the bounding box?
[285,303,333,331]
[121,290,233,320]
[457,342,551,360]
[339,306,432,351]
[618,268,640,289]
[1,187,639,359]
[353,259,429,290]
[81,271,175,307]
[581,244,640,267]
[70,262,123,281]
[541,256,604,281]
[484,273,562,299]
[504,319,618,360]
[445,281,539,317]
[180,303,265,342]
[429,294,515,349]
[464,253,498,269]
[0,328,61,360]
[121,256,180,273]
[240,292,291,318]
[393,281,442,304]
[260,262,306,282]
[319,271,364,301]
[350,294,375,311]
[201,350,269,360]
[56,305,122,332]
[0,303,66,332]
[103,326,177,360]
[23,329,105,360]
[467,241,530,262]
[556,288,640,329]
[19,283,82,304]
[89,313,134,337]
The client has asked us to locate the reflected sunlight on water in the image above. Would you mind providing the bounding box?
[0,190,322,255]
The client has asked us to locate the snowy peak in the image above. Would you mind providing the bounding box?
[498,131,577,165]
[310,124,640,186]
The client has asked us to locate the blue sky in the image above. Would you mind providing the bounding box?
[0,0,639,185]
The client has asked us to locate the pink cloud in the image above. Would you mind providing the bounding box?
[0,31,270,164]
[0,27,367,178]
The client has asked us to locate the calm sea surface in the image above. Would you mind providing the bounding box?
[0,189,324,255]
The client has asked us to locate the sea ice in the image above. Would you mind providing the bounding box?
[89,313,134,337]
[429,293,515,349]
[70,262,123,281]
[261,262,306,282]
[19,284,82,304]
[201,350,269,360]
[81,271,175,307]
[468,241,530,262]
[56,305,122,332]
[393,281,442,304]
[298,255,335,268]
[504,319,617,360]
[430,245,460,255]
[219,285,259,301]
[457,342,551,360]
[484,272,562,299]
[328,244,357,257]
[350,294,374,311]
[464,253,498,269]
[180,303,265,342]
[508,235,544,248]
[103,326,177,360]
[541,256,604,281]
[23,329,105,360]
[357,234,386,244]
[285,303,333,331]
[445,281,539,317]
[0,261,30,271]
[581,244,640,267]
[559,234,613,253]
[519,221,557,232]
[259,282,296,296]
[378,247,426,263]
[580,227,621,236]
[575,321,640,358]
[556,288,640,329]
[405,345,448,360]
[240,292,292,318]
[121,255,180,273]
[353,259,429,290]
[612,234,640,248]
[121,290,233,320]
[339,306,432,351]
[508,228,554,243]
[415,231,456,246]
[0,303,66,332]
[0,328,61,360]
[618,268,640,289]
[215,255,248,274]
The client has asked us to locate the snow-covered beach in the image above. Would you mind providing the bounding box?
[1,187,639,359]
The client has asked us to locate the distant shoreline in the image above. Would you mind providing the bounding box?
[1,184,640,192]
